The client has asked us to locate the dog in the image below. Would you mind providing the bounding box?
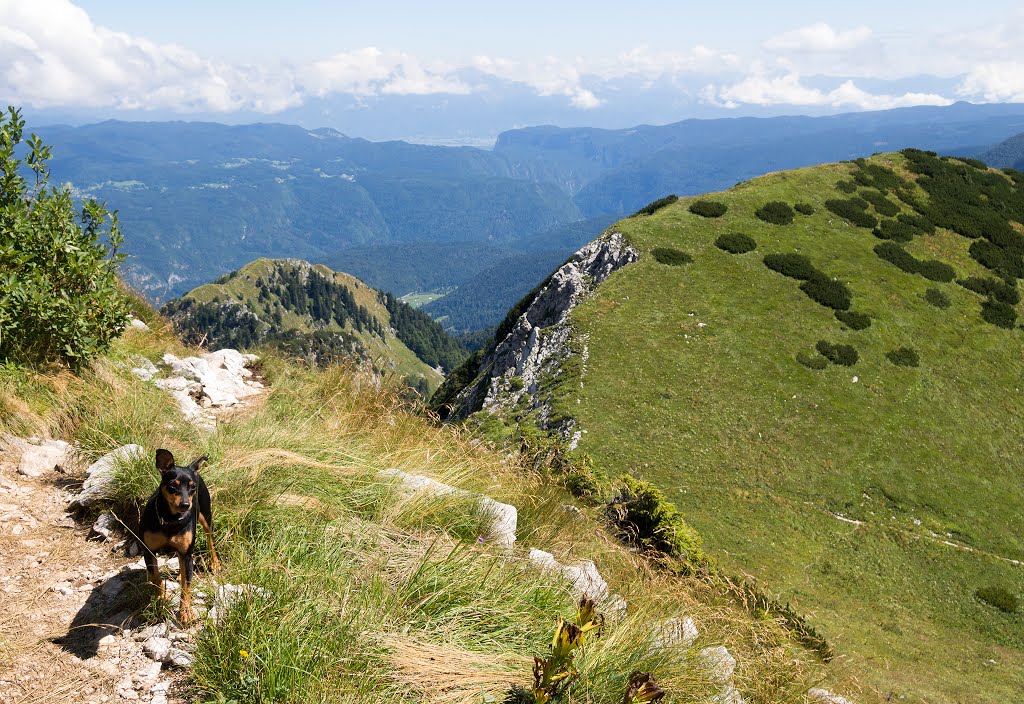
[141,448,220,623]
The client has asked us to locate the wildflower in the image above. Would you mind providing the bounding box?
[239,650,249,658]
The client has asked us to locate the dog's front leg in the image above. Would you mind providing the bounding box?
[178,552,196,624]
[144,548,163,598]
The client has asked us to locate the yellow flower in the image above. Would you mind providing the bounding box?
[239,650,250,658]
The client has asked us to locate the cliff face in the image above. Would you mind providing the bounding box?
[447,232,638,426]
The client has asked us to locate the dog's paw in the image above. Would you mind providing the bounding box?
[179,606,196,625]
[210,557,222,574]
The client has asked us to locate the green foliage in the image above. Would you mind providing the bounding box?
[762,253,817,280]
[825,198,879,229]
[835,310,871,330]
[835,180,857,193]
[886,347,920,367]
[800,276,852,311]
[897,212,935,234]
[754,201,795,225]
[980,299,1018,329]
[924,288,951,308]
[714,232,757,254]
[852,163,908,193]
[651,247,693,266]
[859,189,900,216]
[633,194,679,217]
[816,340,858,366]
[794,202,815,215]
[873,242,956,282]
[607,475,708,567]
[796,351,828,369]
[381,291,468,371]
[428,349,484,420]
[975,586,1019,614]
[955,157,989,170]
[957,277,1020,305]
[0,107,131,369]
[688,199,728,218]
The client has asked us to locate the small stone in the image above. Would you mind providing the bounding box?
[18,443,66,477]
[129,318,150,331]
[133,624,167,642]
[143,636,171,662]
[164,647,193,668]
[98,634,117,649]
[698,646,736,684]
[808,689,852,704]
[651,616,699,649]
[91,512,119,541]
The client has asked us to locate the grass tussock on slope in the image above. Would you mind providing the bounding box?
[1,321,861,703]
[554,153,1024,703]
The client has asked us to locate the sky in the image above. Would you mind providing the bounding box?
[2,0,1024,141]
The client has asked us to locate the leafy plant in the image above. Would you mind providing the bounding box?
[957,276,1020,305]
[886,347,920,367]
[796,351,828,369]
[634,195,679,217]
[651,248,693,266]
[859,189,901,216]
[874,242,956,282]
[980,299,1017,329]
[924,288,951,308]
[755,201,795,225]
[835,180,857,193]
[794,202,815,215]
[0,106,131,369]
[528,598,605,703]
[715,233,757,254]
[835,310,871,330]
[621,672,665,704]
[607,475,707,567]
[975,586,1019,614]
[688,199,728,218]
[816,340,858,366]
[800,276,852,311]
[763,253,817,280]
[825,198,878,229]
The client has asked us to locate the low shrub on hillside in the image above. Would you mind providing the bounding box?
[969,240,1024,280]
[898,212,935,234]
[874,243,956,282]
[836,180,857,193]
[975,586,1019,613]
[715,233,757,254]
[825,198,879,229]
[915,260,957,283]
[800,276,852,311]
[924,288,951,308]
[688,199,728,218]
[607,475,709,568]
[955,156,989,170]
[835,310,871,330]
[796,351,828,369]
[651,247,694,266]
[853,163,908,193]
[886,347,920,367]
[794,202,815,215]
[874,219,918,242]
[860,189,901,216]
[633,194,678,217]
[981,299,1018,329]
[957,276,1020,304]
[755,201,795,225]
[816,340,858,366]
[763,253,817,280]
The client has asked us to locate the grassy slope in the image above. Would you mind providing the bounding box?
[0,317,861,704]
[183,257,442,389]
[558,155,1024,703]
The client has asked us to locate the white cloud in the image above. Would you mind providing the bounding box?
[764,23,872,52]
[472,55,601,109]
[957,62,1024,102]
[302,49,469,98]
[712,71,952,110]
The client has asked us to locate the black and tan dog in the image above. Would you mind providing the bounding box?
[141,449,220,623]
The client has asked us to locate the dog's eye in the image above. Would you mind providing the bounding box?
[188,482,195,490]
[170,481,179,488]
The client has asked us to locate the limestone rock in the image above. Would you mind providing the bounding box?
[808,689,852,704]
[130,356,159,382]
[527,548,610,602]
[18,440,71,477]
[90,512,119,541]
[651,616,699,649]
[71,444,145,508]
[698,646,736,684]
[129,318,150,331]
[143,637,172,662]
[165,647,193,668]
[711,685,746,704]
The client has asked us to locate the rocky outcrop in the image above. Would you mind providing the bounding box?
[71,444,146,509]
[447,232,638,425]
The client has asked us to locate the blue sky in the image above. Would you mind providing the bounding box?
[3,1,1024,140]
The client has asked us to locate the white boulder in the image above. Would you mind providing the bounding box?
[808,689,852,704]
[651,616,699,650]
[18,440,71,477]
[698,646,736,684]
[71,444,145,508]
[527,548,610,602]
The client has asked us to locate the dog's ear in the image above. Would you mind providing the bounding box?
[155,448,175,473]
[189,455,210,472]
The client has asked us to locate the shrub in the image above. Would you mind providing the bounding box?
[955,156,989,170]
[715,232,757,254]
[825,198,878,228]
[924,288,951,308]
[800,276,852,311]
[957,277,1020,305]
[794,202,815,215]
[860,189,901,216]
[755,201,795,225]
[836,180,857,193]
[816,340,858,366]
[607,475,708,565]
[853,163,907,192]
[874,242,956,281]
[688,199,728,218]
[981,299,1017,329]
[898,212,935,234]
[975,586,1019,613]
[886,347,920,367]
[0,107,131,369]
[969,240,1024,279]
[796,351,828,369]
[915,260,957,283]
[874,219,917,243]
[835,310,871,330]
[763,253,817,280]
[651,247,693,266]
[633,194,678,217]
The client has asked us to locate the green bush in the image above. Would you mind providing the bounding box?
[852,163,907,193]
[607,474,708,565]
[836,180,858,193]
[874,219,917,243]
[800,276,852,311]
[980,299,1017,329]
[970,240,1024,279]
[975,586,1019,613]
[898,212,935,234]
[886,347,920,367]
[825,198,878,228]
[796,351,828,369]
[957,276,1020,305]
[688,199,728,218]
[794,202,816,215]
[0,107,130,369]
[860,189,901,216]
[633,194,678,217]
[915,260,957,283]
[755,201,795,225]
[874,242,956,282]
[763,253,817,280]
[651,247,693,266]
[715,232,757,254]
[955,157,989,170]
[924,288,951,309]
[835,310,871,330]
[816,340,858,366]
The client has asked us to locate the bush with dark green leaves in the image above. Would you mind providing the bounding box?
[794,202,815,215]
[957,276,1020,305]
[835,310,871,330]
[825,198,879,229]
[886,347,920,367]
[688,199,728,218]
[874,219,917,242]
[816,340,858,366]
[607,475,709,566]
[651,247,693,266]
[874,242,956,282]
[924,288,951,309]
[715,233,757,254]
[898,212,935,234]
[852,163,908,193]
[981,299,1017,329]
[755,201,795,225]
[860,189,901,216]
[975,586,1019,614]
[915,260,957,283]
[796,351,828,369]
[763,253,818,280]
[800,276,852,311]
[0,107,131,369]
[836,180,857,193]
[955,157,989,170]
[633,194,678,217]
